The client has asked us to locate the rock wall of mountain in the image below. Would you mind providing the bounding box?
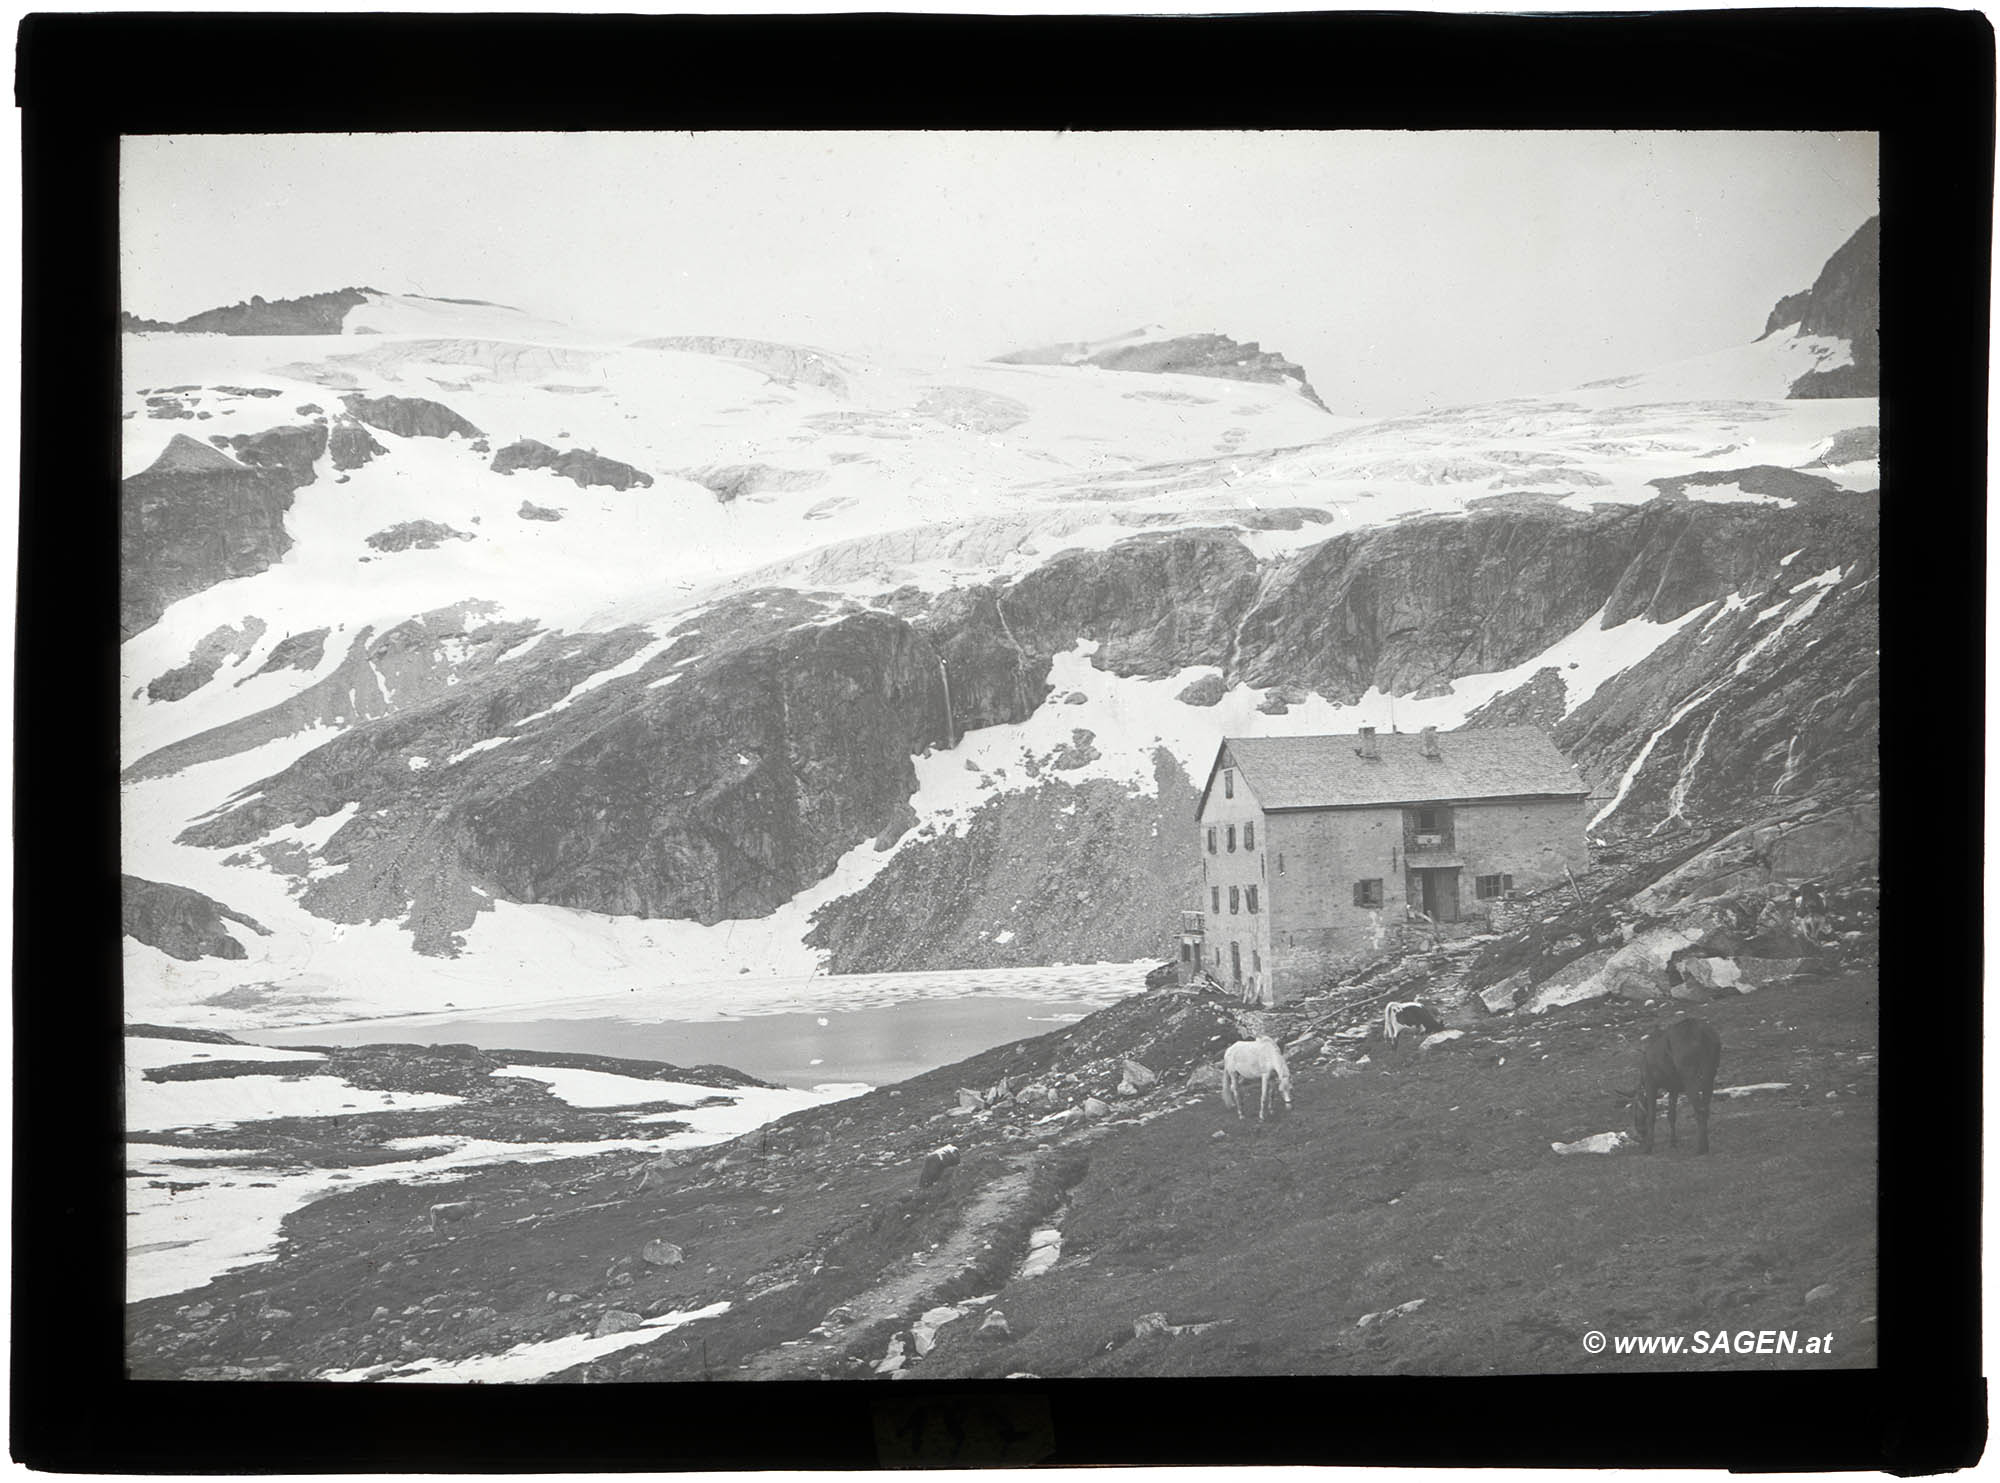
[120,436,309,639]
[822,491,1878,969]
[805,750,1200,972]
[456,608,950,927]
[910,495,1860,710]
[172,594,963,952]
[122,875,268,960]
[127,603,549,782]
[144,477,1877,963]
[1777,215,1878,398]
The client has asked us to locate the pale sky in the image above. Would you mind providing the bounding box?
[121,131,1877,416]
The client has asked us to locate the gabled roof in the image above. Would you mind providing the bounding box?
[1204,728,1589,813]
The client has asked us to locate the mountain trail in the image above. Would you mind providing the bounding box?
[732,1135,1096,1381]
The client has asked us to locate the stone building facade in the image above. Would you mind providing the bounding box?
[1184,725,1591,1005]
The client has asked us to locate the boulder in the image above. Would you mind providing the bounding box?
[1121,1058,1158,1091]
[979,1310,1012,1340]
[1184,1064,1223,1091]
[1520,947,1618,1015]
[1419,1030,1464,1051]
[594,1310,645,1338]
[1132,1312,1172,1339]
[1082,1097,1111,1119]
[956,1088,986,1111]
[640,1240,684,1268]
[1177,674,1227,707]
[1677,957,1742,994]
[1479,971,1533,1015]
[1600,926,1705,1001]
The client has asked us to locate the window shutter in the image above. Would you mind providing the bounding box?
[1244,821,1255,850]
[1247,885,1259,913]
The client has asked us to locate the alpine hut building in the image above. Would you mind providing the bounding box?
[1184,725,1591,1005]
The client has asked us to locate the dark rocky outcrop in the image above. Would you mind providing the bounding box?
[172,594,960,951]
[1761,288,1816,338]
[341,393,484,441]
[125,288,374,337]
[491,439,653,491]
[122,875,269,960]
[238,628,331,684]
[127,604,549,783]
[329,420,388,471]
[1648,465,1849,503]
[146,617,268,701]
[1804,427,1880,468]
[518,501,564,522]
[366,521,474,553]
[218,423,328,482]
[1462,666,1568,731]
[121,436,302,639]
[995,330,1331,412]
[1767,216,1878,398]
[807,751,1199,972]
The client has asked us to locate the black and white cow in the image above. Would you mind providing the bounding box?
[1383,1001,1445,1045]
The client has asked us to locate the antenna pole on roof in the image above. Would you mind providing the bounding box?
[1388,694,1397,733]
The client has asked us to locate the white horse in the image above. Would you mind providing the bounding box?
[1220,1038,1293,1121]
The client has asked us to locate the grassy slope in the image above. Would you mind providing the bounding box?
[127,962,1874,1380]
[915,971,1876,1378]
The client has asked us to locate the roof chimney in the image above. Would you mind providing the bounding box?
[1421,725,1441,759]
[1358,726,1380,760]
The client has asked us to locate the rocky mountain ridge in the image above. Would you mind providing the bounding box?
[121,231,1877,1008]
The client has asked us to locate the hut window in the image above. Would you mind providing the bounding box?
[1353,878,1384,907]
[1207,827,1217,854]
[1226,825,1237,853]
[1229,886,1240,915]
[1244,821,1256,850]
[1247,885,1260,914]
[1224,769,1235,799]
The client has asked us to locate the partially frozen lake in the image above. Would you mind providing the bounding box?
[248,962,1150,1087]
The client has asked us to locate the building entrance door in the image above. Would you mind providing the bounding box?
[1230,941,1242,983]
[1410,868,1463,923]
